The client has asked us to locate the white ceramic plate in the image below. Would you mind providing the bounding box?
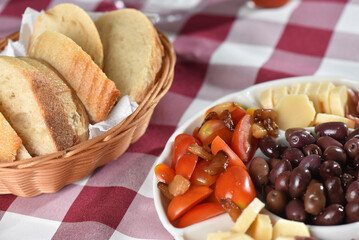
[153,76,359,240]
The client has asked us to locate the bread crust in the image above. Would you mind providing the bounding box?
[28,31,120,123]
[20,57,89,143]
[95,9,164,103]
[31,72,76,151]
[0,56,78,156]
[29,3,104,68]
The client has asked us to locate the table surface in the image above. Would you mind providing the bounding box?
[1,0,359,239]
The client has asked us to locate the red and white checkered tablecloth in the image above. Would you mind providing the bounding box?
[0,0,359,239]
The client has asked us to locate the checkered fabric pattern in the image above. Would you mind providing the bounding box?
[0,0,358,239]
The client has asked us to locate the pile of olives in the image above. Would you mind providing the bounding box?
[248,122,359,226]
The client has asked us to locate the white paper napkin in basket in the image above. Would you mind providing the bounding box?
[0,7,139,139]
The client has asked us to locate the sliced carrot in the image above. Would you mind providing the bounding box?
[211,135,247,169]
[167,185,213,222]
[177,202,225,228]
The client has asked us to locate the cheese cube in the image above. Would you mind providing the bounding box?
[232,198,265,233]
[272,219,310,239]
[249,214,272,240]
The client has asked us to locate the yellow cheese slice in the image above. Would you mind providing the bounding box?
[307,82,321,112]
[329,85,348,117]
[314,113,354,128]
[290,83,300,94]
[259,89,274,109]
[273,86,289,107]
[317,82,335,114]
[274,95,316,130]
[295,82,312,95]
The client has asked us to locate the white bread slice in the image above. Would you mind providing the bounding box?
[28,31,120,123]
[19,57,89,143]
[95,9,164,103]
[29,3,104,68]
[0,112,31,162]
[0,56,81,156]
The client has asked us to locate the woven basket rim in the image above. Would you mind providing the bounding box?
[0,30,176,171]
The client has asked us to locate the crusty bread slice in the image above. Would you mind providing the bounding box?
[0,112,30,162]
[19,57,89,143]
[28,31,120,123]
[0,56,81,156]
[29,3,104,68]
[95,9,164,103]
[16,145,31,160]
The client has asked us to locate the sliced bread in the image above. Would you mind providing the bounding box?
[0,112,31,162]
[95,9,164,103]
[19,57,89,143]
[0,56,84,156]
[29,3,104,68]
[16,145,32,161]
[28,31,120,123]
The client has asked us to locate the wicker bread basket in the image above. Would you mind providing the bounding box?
[0,30,175,197]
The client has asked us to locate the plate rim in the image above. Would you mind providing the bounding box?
[153,75,359,240]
